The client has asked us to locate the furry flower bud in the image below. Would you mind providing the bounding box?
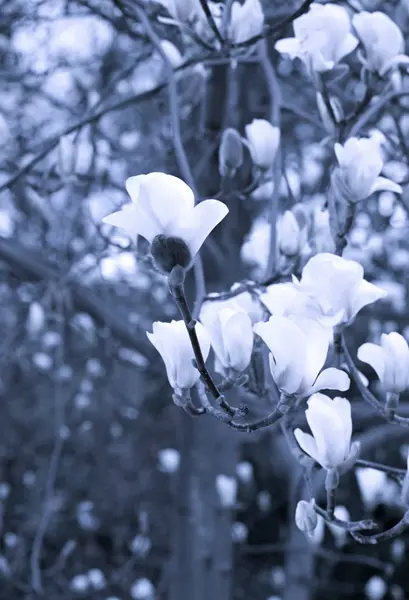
[219,128,244,177]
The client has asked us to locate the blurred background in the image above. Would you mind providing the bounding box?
[1,0,409,599]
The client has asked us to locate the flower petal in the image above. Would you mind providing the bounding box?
[126,172,195,234]
[334,142,345,166]
[102,205,144,239]
[275,37,301,59]
[305,395,348,468]
[175,199,228,258]
[370,176,402,195]
[221,309,253,371]
[307,367,350,395]
[357,342,385,382]
[294,429,321,464]
[348,279,387,322]
[336,33,359,61]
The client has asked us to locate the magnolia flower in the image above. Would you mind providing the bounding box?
[102,173,228,272]
[333,136,402,203]
[295,499,318,534]
[275,3,358,73]
[352,11,409,76]
[200,304,253,374]
[229,0,264,44]
[157,0,199,21]
[253,316,349,397]
[277,210,308,258]
[294,253,387,325]
[244,119,280,170]
[146,320,210,392]
[357,332,409,394]
[216,475,237,508]
[294,393,358,470]
[203,288,264,325]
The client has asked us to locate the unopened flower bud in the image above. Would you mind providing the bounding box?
[219,128,244,178]
[295,499,318,534]
[150,234,192,273]
[278,210,304,257]
[245,119,280,170]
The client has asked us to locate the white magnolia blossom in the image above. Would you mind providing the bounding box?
[157,0,199,21]
[229,0,264,44]
[253,315,349,397]
[146,320,210,392]
[275,3,358,73]
[204,288,264,325]
[200,304,253,373]
[357,332,409,394]
[277,210,307,258]
[294,393,358,470]
[244,119,280,170]
[355,467,398,510]
[294,253,387,325]
[352,11,409,76]
[103,172,228,263]
[334,136,402,203]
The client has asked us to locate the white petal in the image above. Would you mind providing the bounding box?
[293,429,321,464]
[357,342,385,382]
[334,143,345,166]
[332,396,352,455]
[336,33,359,61]
[305,398,347,468]
[370,176,402,195]
[275,37,301,59]
[380,54,409,76]
[126,172,195,234]
[102,205,144,239]
[176,199,228,258]
[260,282,300,315]
[299,320,331,390]
[307,367,350,395]
[221,310,253,372]
[348,279,387,321]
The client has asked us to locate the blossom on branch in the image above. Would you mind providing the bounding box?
[102,172,228,273]
[244,119,280,171]
[262,253,386,327]
[277,210,308,258]
[295,499,318,534]
[352,11,409,76]
[229,0,264,44]
[332,136,403,204]
[200,304,253,374]
[275,3,358,73]
[146,320,210,393]
[357,332,409,394]
[253,315,349,397]
[294,393,358,470]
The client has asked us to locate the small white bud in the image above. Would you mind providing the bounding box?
[87,569,106,590]
[295,500,318,534]
[130,577,155,600]
[70,574,90,593]
[235,461,253,484]
[158,449,180,473]
[364,575,387,600]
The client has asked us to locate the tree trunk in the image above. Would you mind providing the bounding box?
[169,410,238,600]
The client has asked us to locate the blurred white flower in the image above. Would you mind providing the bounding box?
[235,461,254,483]
[159,40,183,68]
[251,180,275,202]
[254,316,349,397]
[294,393,358,470]
[277,211,307,257]
[87,569,106,590]
[295,499,318,534]
[103,173,228,270]
[130,578,155,600]
[158,448,180,473]
[358,332,409,393]
[231,521,248,543]
[245,119,280,170]
[352,11,409,76]
[229,0,264,44]
[147,320,210,393]
[294,252,387,325]
[364,575,387,600]
[200,304,253,374]
[216,475,237,508]
[327,505,350,547]
[275,3,358,73]
[157,0,199,21]
[70,574,90,593]
[33,352,53,371]
[26,302,45,336]
[333,136,402,203]
[130,534,152,557]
